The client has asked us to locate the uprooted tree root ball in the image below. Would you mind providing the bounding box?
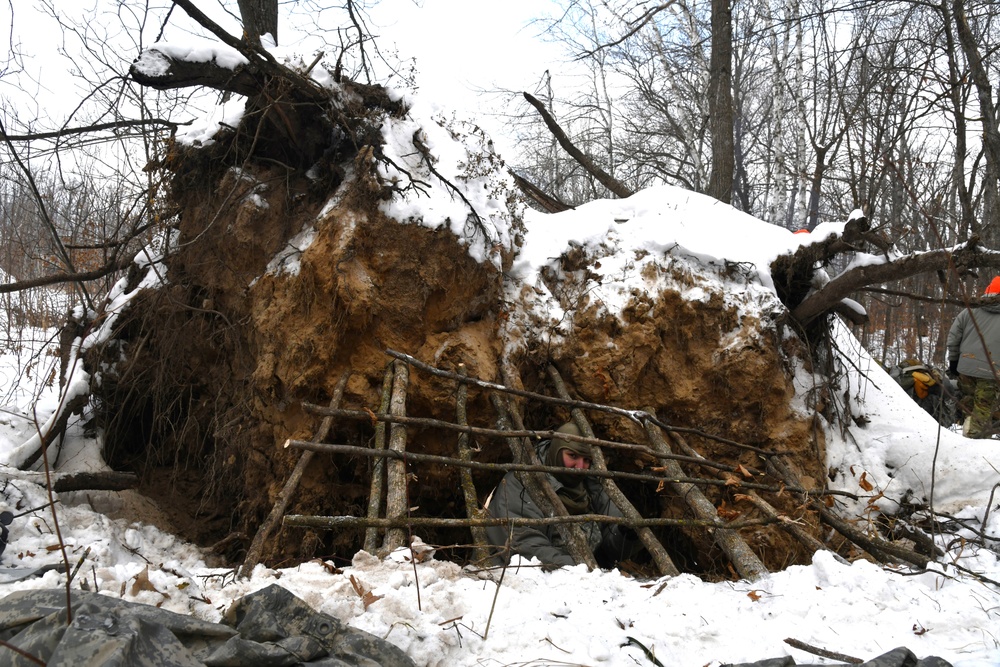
[76,77,840,580]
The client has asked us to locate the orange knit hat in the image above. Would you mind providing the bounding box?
[985,276,1000,295]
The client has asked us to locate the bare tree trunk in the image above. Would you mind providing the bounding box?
[382,360,411,554]
[940,1,975,240]
[237,0,278,45]
[952,0,1000,246]
[364,364,395,553]
[707,0,735,204]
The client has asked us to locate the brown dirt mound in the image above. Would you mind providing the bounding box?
[84,84,830,579]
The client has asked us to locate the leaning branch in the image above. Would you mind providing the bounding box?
[0,119,180,142]
[132,0,326,102]
[791,243,1000,325]
[0,256,133,294]
[522,92,634,198]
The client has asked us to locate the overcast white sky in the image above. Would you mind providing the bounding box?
[367,0,568,155]
[370,0,563,96]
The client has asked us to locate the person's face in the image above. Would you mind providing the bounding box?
[560,449,591,469]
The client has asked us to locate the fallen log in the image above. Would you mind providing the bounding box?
[52,471,138,493]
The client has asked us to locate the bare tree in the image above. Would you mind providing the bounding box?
[707,0,735,203]
[950,0,1000,248]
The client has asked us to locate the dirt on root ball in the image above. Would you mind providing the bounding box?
[86,87,831,579]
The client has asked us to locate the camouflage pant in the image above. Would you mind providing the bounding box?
[957,375,1000,439]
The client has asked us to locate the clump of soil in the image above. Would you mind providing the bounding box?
[84,78,829,578]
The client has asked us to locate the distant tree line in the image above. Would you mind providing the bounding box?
[514,1,996,239]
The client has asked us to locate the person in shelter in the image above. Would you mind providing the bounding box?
[484,422,632,568]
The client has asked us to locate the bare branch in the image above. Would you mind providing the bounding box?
[0,256,133,295]
[792,243,1000,325]
[131,0,326,102]
[576,2,676,58]
[522,92,634,199]
[0,119,179,142]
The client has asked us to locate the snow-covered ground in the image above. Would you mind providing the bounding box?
[2,180,1000,667]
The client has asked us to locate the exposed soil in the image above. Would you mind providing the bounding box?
[81,81,831,580]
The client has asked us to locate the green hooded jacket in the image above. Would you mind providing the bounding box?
[484,439,628,567]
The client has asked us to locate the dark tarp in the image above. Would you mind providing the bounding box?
[724,646,953,667]
[0,583,415,666]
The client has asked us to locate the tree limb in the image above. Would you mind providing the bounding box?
[0,256,133,295]
[791,243,1000,325]
[577,3,676,58]
[0,119,180,142]
[129,48,263,98]
[522,92,634,198]
[131,0,326,103]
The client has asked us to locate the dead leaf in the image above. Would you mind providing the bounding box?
[723,474,741,487]
[130,566,158,596]
[733,493,753,503]
[350,574,383,610]
[717,500,741,520]
[747,590,762,601]
[363,407,378,427]
[736,464,753,478]
[865,491,885,509]
[655,479,666,493]
[858,472,874,492]
[912,623,929,635]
